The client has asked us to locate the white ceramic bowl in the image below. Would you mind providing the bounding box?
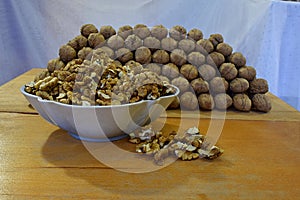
[20,85,179,142]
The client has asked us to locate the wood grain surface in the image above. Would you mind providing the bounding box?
[1,69,300,199]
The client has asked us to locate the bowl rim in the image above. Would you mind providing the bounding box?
[20,84,180,108]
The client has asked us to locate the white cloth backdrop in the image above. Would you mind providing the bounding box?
[0,0,299,110]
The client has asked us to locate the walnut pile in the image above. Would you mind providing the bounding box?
[128,125,224,166]
[24,23,271,112]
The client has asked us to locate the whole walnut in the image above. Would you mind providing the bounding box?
[216,43,233,57]
[206,52,225,67]
[180,64,198,81]
[190,78,209,95]
[170,49,187,66]
[125,60,142,69]
[209,77,229,94]
[78,47,93,60]
[198,93,215,110]
[107,35,125,50]
[151,25,168,40]
[145,63,162,75]
[117,25,133,39]
[88,33,105,48]
[159,75,170,83]
[198,64,216,81]
[195,39,214,55]
[133,24,151,39]
[238,66,256,81]
[168,96,180,109]
[209,33,224,47]
[162,63,179,79]
[180,91,198,110]
[187,28,203,41]
[249,78,269,94]
[100,25,116,39]
[152,50,170,64]
[124,34,143,51]
[171,76,190,93]
[99,46,114,59]
[230,78,249,93]
[169,25,187,41]
[67,35,88,52]
[214,93,232,110]
[161,37,178,52]
[135,46,152,64]
[178,39,196,54]
[187,52,206,67]
[47,58,65,73]
[228,52,246,68]
[251,93,272,112]
[233,94,252,112]
[80,24,98,38]
[219,63,238,81]
[115,48,133,63]
[59,45,77,63]
[143,36,161,51]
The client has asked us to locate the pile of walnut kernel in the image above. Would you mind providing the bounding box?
[24,49,176,106]
[25,23,271,112]
[128,125,223,166]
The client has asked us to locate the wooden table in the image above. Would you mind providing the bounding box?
[1,69,300,199]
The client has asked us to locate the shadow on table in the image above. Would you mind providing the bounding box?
[41,129,229,197]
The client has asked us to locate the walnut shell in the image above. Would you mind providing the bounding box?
[162,63,179,79]
[190,78,209,95]
[145,63,162,75]
[161,37,178,52]
[206,52,225,67]
[115,48,133,63]
[151,25,168,40]
[178,39,196,54]
[233,94,252,112]
[230,78,249,93]
[135,46,152,64]
[228,52,246,68]
[99,46,114,59]
[209,33,224,47]
[107,35,125,50]
[168,96,180,109]
[47,58,65,73]
[124,34,142,51]
[251,93,272,112]
[198,64,216,81]
[169,25,187,41]
[143,36,161,51]
[180,91,198,110]
[198,93,215,110]
[59,45,77,63]
[249,78,269,94]
[214,93,232,110]
[216,43,233,57]
[78,47,93,60]
[171,76,190,93]
[219,63,238,81]
[209,77,229,94]
[170,49,187,66]
[117,25,133,39]
[88,33,105,49]
[187,28,203,41]
[80,24,98,38]
[195,39,214,55]
[238,66,256,81]
[133,24,151,39]
[67,35,88,52]
[100,25,116,39]
[152,50,170,64]
[180,64,198,81]
[187,52,206,67]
